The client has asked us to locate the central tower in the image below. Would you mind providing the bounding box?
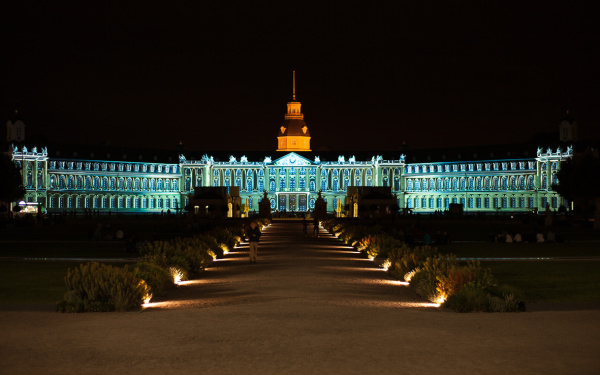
[277,71,311,152]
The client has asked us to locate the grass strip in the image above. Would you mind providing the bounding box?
[483,261,600,303]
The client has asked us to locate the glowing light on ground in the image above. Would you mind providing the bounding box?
[177,280,204,286]
[169,267,184,284]
[378,279,409,286]
[404,270,417,282]
[435,294,447,305]
[142,301,174,309]
[381,259,391,271]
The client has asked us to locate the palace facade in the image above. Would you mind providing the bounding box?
[7,77,572,216]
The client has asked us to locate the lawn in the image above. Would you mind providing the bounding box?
[484,261,600,303]
[449,242,600,258]
[0,261,73,304]
[0,261,131,304]
[0,241,129,259]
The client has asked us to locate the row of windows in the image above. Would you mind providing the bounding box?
[50,161,178,174]
[48,195,179,210]
[406,161,536,174]
[406,196,560,209]
[405,175,537,192]
[49,175,178,192]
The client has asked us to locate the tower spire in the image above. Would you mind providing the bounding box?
[292,70,296,101]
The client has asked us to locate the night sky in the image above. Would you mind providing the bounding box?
[2,1,598,153]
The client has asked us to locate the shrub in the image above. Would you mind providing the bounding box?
[58,262,150,313]
[388,245,438,280]
[135,262,174,297]
[437,261,496,300]
[442,284,490,312]
[487,285,525,312]
[409,254,457,303]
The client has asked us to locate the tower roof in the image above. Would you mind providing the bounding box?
[279,119,310,137]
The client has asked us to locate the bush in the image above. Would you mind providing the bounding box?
[57,262,150,313]
[135,262,174,297]
[437,261,496,300]
[409,255,457,303]
[442,284,490,312]
[388,245,438,280]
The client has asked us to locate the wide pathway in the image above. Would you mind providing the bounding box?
[1,221,599,375]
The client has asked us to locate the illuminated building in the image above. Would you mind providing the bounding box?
[6,78,571,216]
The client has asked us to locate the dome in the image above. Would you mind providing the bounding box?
[279,119,310,137]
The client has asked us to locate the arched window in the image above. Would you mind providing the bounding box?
[247,179,253,192]
[258,179,264,192]
[300,178,306,190]
[309,180,316,192]
[270,180,276,192]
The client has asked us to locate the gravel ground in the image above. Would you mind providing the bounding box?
[1,221,599,375]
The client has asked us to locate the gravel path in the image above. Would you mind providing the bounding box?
[1,221,599,374]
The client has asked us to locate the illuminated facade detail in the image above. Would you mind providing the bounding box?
[277,71,311,152]
[8,82,571,215]
[11,146,571,215]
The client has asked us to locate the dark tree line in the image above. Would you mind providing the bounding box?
[553,151,600,229]
[0,153,25,214]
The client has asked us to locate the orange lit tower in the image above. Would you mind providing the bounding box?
[277,71,311,152]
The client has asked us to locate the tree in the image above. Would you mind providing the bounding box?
[0,153,25,209]
[554,152,600,229]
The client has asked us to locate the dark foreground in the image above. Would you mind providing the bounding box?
[1,221,599,374]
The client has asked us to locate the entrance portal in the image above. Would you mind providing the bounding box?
[276,193,309,212]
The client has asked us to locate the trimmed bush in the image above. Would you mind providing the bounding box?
[58,262,150,313]
[442,284,490,312]
[388,245,438,280]
[409,254,457,303]
[135,262,174,297]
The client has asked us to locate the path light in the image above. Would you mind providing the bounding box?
[169,267,184,284]
[381,259,391,271]
[435,293,447,305]
[220,243,229,255]
[404,270,417,282]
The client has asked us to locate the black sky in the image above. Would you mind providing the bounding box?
[2,1,599,153]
